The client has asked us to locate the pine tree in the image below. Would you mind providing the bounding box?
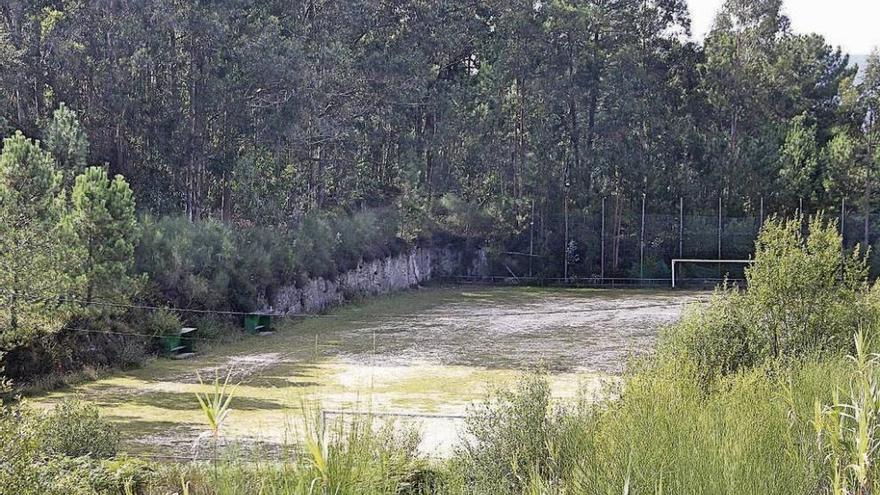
[777,113,820,205]
[0,131,66,350]
[65,166,138,306]
[44,103,89,186]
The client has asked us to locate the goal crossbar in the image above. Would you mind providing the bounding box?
[671,258,755,288]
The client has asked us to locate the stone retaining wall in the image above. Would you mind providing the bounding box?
[266,246,486,314]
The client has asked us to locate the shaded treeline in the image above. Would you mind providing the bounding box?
[1,0,878,277]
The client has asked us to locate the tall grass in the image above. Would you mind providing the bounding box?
[442,216,875,494]
[148,409,428,495]
[813,330,880,494]
[438,359,849,494]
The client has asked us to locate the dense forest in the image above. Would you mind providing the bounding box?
[2,0,878,264]
[2,0,880,372]
[4,1,880,493]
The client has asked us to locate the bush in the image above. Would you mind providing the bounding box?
[657,287,753,387]
[136,209,411,312]
[743,214,870,358]
[140,308,181,337]
[435,193,495,241]
[232,224,295,307]
[292,210,338,279]
[34,399,120,458]
[574,359,838,494]
[38,456,153,495]
[136,216,237,310]
[659,214,877,386]
[0,398,144,495]
[448,373,586,494]
[189,314,240,343]
[442,361,844,495]
[625,256,671,279]
[333,208,402,269]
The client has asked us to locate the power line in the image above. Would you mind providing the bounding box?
[0,289,292,317]
[0,287,704,323]
[63,326,226,342]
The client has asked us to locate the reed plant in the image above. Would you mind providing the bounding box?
[813,329,880,494]
[149,407,427,495]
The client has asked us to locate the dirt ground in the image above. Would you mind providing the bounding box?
[30,286,704,458]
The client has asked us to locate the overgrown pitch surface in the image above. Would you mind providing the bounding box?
[32,286,702,457]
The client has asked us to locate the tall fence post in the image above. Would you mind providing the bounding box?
[718,196,722,259]
[601,197,606,279]
[640,193,646,280]
[563,189,569,281]
[678,196,683,258]
[529,199,535,278]
[759,196,764,232]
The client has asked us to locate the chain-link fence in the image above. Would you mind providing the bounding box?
[483,198,873,286]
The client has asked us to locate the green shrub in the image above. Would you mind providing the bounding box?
[189,314,240,343]
[454,373,550,493]
[36,456,153,495]
[0,398,143,495]
[441,362,843,495]
[0,454,152,495]
[292,210,338,279]
[659,214,877,386]
[435,193,495,240]
[237,226,294,298]
[625,256,671,279]
[141,308,181,337]
[657,287,753,387]
[744,214,870,359]
[333,208,402,269]
[448,373,585,494]
[34,399,120,458]
[0,402,43,494]
[572,359,838,494]
[135,216,237,310]
[136,209,410,313]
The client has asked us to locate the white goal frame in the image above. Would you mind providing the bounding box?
[670,259,755,288]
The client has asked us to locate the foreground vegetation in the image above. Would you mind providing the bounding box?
[3,215,879,494]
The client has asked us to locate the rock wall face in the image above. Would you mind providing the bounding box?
[267,246,485,315]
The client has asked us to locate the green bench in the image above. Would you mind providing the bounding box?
[244,313,273,334]
[159,327,197,357]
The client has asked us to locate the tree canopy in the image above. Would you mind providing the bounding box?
[0,0,877,279]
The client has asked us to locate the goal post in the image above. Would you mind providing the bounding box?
[671,259,755,288]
